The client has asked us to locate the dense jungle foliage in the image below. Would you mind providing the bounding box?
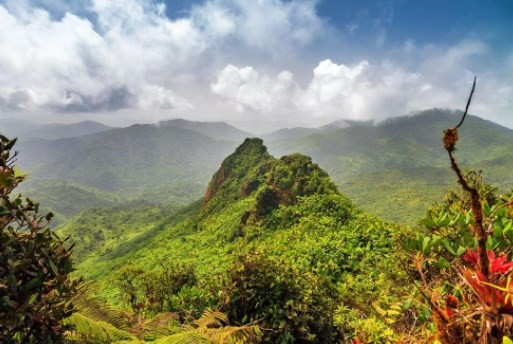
[4,104,513,342]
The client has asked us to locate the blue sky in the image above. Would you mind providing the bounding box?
[0,0,512,130]
[164,0,513,56]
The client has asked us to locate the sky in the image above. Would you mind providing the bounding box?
[0,0,512,131]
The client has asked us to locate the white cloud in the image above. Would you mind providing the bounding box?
[211,40,513,124]
[0,0,326,113]
[211,64,296,113]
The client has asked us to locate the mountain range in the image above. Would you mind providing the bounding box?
[7,108,513,223]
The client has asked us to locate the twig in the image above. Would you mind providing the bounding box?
[454,77,477,130]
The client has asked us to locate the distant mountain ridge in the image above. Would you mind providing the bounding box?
[157,118,251,141]
[261,119,373,142]
[10,108,513,223]
[0,119,113,140]
[17,124,242,205]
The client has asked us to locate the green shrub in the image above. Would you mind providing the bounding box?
[0,135,78,343]
[221,252,339,343]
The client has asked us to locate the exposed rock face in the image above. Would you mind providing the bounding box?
[203,166,228,205]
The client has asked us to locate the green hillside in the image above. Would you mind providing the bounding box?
[17,179,123,225]
[18,125,240,204]
[61,138,411,342]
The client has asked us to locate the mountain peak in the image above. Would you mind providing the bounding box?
[233,138,267,155]
[203,138,273,206]
[202,137,339,217]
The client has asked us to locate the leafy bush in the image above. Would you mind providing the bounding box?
[267,153,337,204]
[221,252,339,343]
[0,135,78,343]
[115,262,200,318]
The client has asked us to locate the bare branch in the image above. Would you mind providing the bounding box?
[442,76,489,277]
[454,76,477,130]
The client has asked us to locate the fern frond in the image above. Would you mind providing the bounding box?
[192,309,228,328]
[74,285,132,330]
[131,312,179,339]
[153,331,208,344]
[158,309,261,344]
[64,312,136,343]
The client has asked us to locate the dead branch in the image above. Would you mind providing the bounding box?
[442,76,489,278]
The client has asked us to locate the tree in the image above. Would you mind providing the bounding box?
[0,135,78,343]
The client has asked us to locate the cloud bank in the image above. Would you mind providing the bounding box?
[212,40,513,123]
[0,0,512,127]
[0,0,323,114]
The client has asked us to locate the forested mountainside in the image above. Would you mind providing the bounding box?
[158,118,252,141]
[58,138,410,342]
[17,124,240,204]
[14,109,513,223]
[16,179,124,226]
[268,109,513,222]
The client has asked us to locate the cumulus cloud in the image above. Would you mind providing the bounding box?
[211,64,296,113]
[0,0,325,113]
[211,40,513,123]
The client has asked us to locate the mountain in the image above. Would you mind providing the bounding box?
[261,119,373,142]
[261,126,316,141]
[13,108,513,224]
[17,124,242,204]
[158,118,251,141]
[23,121,113,140]
[0,119,42,137]
[60,138,406,342]
[266,109,513,222]
[0,119,113,140]
[17,179,123,226]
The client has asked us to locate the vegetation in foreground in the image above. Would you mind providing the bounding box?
[3,82,513,342]
[0,135,78,342]
[60,137,412,342]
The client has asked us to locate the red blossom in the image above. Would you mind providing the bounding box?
[489,251,513,274]
[463,249,479,267]
[463,249,513,275]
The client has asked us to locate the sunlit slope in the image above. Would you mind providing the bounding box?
[62,139,405,315]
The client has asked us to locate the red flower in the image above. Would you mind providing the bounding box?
[463,249,513,275]
[489,250,513,274]
[463,249,479,267]
[445,295,459,317]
